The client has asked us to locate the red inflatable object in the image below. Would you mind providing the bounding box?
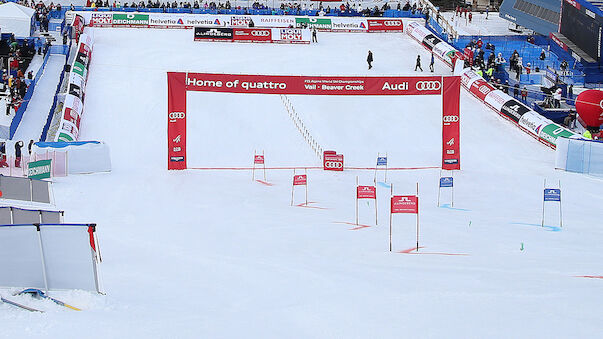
[575,89,603,128]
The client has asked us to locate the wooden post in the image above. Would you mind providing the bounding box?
[558,180,563,228]
[374,177,378,225]
[304,168,308,206]
[541,178,546,227]
[290,169,295,206]
[416,182,420,252]
[262,150,266,181]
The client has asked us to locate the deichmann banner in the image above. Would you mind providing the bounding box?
[295,17,332,30]
[27,159,52,180]
[167,73,458,170]
[442,76,461,170]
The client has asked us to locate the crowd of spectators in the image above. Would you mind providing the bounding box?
[1,36,37,117]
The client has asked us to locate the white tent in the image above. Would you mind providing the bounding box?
[0,2,35,37]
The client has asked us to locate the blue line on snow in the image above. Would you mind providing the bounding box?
[439,203,471,211]
[377,182,391,188]
[509,222,562,232]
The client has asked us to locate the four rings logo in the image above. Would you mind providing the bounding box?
[416,81,441,91]
[443,115,459,123]
[251,30,270,36]
[169,111,185,122]
[324,161,343,169]
[384,21,402,26]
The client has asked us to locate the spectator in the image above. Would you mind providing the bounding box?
[560,60,568,74]
[568,84,574,100]
[540,49,546,61]
[503,80,509,94]
[553,88,562,108]
[14,141,23,168]
[521,86,528,103]
[513,83,520,98]
[429,52,434,72]
[564,110,576,129]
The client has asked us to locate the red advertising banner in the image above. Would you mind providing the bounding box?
[357,186,377,199]
[367,19,404,32]
[391,195,418,214]
[167,72,187,170]
[442,76,461,170]
[254,155,264,164]
[469,78,495,101]
[233,28,272,42]
[293,174,307,186]
[185,73,443,96]
[323,152,344,171]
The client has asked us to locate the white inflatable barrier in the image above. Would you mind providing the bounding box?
[33,141,111,174]
[555,137,603,177]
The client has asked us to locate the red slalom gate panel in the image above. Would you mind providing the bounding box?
[293,174,307,186]
[357,186,376,199]
[391,195,418,214]
[254,155,265,164]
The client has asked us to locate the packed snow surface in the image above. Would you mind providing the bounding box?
[1,27,602,338]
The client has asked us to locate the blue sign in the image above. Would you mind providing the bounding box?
[377,157,387,166]
[544,189,561,202]
[439,177,453,188]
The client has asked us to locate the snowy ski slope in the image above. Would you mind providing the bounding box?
[1,27,602,338]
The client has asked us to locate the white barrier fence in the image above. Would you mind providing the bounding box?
[280,94,324,160]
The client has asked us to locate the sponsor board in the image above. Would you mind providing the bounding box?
[194,27,234,41]
[406,21,428,41]
[439,177,453,188]
[184,73,443,95]
[538,123,575,144]
[549,32,568,51]
[367,19,403,32]
[323,153,344,171]
[500,99,531,122]
[330,18,368,32]
[461,69,481,88]
[28,160,52,180]
[231,16,252,27]
[544,188,561,201]
[421,34,442,51]
[391,195,418,214]
[469,79,496,101]
[233,28,272,42]
[484,90,510,111]
[254,155,265,164]
[90,13,112,26]
[293,174,307,185]
[518,111,550,137]
[271,28,309,44]
[433,42,456,66]
[295,17,332,30]
[63,107,81,129]
[112,13,149,26]
[357,186,377,199]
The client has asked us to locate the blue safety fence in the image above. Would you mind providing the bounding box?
[9,54,48,139]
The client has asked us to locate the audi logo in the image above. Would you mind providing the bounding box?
[416,81,441,91]
[384,21,402,26]
[600,99,603,109]
[169,112,185,122]
[251,31,270,36]
[324,161,343,168]
[443,115,459,123]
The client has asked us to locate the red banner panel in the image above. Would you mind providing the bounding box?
[357,186,377,199]
[254,155,265,164]
[391,195,418,214]
[185,73,443,96]
[469,78,495,101]
[293,174,307,186]
[167,72,188,170]
[367,19,404,32]
[323,153,344,171]
[442,76,461,170]
[233,28,272,42]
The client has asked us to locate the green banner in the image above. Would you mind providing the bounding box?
[72,61,87,78]
[28,159,52,180]
[112,14,149,25]
[57,132,75,142]
[295,17,332,29]
[539,123,575,145]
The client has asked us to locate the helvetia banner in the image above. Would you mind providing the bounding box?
[442,76,461,170]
